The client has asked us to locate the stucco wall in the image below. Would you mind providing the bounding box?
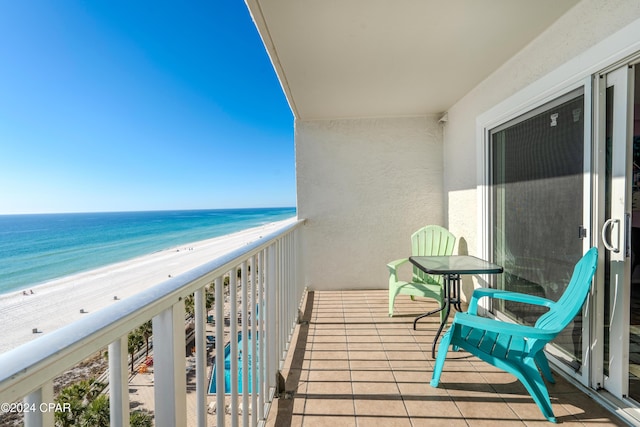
[296,116,443,290]
[444,0,640,257]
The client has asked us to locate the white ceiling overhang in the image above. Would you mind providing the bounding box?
[245,0,580,121]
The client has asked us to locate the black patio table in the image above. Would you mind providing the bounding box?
[409,255,503,358]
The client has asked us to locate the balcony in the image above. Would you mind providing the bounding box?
[0,220,626,426]
[268,290,625,426]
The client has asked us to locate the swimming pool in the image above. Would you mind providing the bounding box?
[208,332,259,394]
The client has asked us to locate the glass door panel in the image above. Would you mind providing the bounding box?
[490,89,586,366]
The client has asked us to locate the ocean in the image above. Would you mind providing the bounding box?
[0,207,296,295]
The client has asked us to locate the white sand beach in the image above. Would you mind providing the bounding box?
[0,217,297,354]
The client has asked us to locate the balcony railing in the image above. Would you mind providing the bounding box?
[0,218,306,427]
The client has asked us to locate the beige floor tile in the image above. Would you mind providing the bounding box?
[302,415,356,427]
[305,379,353,396]
[454,398,520,424]
[396,379,435,396]
[402,397,464,420]
[348,342,385,351]
[311,350,349,360]
[304,396,354,416]
[346,333,381,342]
[381,342,422,352]
[352,380,400,396]
[388,359,432,370]
[355,416,412,427]
[349,359,391,370]
[310,358,350,370]
[307,368,351,382]
[348,350,387,361]
[350,369,395,382]
[378,334,417,343]
[353,397,406,414]
[313,334,347,343]
[314,342,348,351]
[384,350,428,361]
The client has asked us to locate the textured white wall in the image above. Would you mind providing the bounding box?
[296,116,443,290]
[444,0,640,258]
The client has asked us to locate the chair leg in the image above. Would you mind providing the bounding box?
[515,358,557,423]
[389,286,398,317]
[534,350,555,384]
[430,327,454,387]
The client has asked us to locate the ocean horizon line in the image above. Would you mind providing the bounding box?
[0,206,297,217]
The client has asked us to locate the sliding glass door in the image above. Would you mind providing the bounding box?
[489,87,590,368]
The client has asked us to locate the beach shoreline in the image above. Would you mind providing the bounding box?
[0,217,296,354]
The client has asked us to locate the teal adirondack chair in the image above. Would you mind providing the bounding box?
[430,247,598,423]
[388,225,456,322]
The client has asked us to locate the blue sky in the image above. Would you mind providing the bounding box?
[0,2,295,214]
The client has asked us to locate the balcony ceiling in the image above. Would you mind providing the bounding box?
[246,0,580,121]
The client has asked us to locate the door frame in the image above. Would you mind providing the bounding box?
[591,64,634,399]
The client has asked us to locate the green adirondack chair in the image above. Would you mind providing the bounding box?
[387,225,456,322]
[430,247,598,423]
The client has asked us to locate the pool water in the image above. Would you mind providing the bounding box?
[208,332,259,394]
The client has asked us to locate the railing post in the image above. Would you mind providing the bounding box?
[194,287,207,427]
[250,255,258,427]
[241,261,249,427]
[230,270,239,427]
[279,239,285,361]
[257,250,266,421]
[266,243,278,395]
[108,336,129,427]
[24,381,53,427]
[214,277,225,427]
[153,301,187,427]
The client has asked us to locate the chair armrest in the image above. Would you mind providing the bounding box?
[387,258,409,284]
[453,312,555,341]
[387,258,409,270]
[467,288,555,315]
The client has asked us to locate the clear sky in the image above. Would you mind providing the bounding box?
[0,2,295,215]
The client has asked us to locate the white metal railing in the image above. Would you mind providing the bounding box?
[0,218,306,427]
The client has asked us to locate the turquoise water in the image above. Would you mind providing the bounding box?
[209,332,258,394]
[0,208,295,295]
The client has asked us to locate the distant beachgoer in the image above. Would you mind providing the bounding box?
[23,291,28,296]
[30,290,34,294]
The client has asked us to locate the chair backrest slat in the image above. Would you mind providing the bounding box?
[411,225,456,282]
[535,247,598,333]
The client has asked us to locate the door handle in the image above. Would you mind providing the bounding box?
[602,218,620,253]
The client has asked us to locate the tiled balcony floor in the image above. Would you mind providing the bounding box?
[266,290,627,427]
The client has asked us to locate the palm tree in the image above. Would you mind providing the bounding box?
[80,394,109,427]
[184,293,195,316]
[54,379,104,426]
[128,330,144,374]
[184,284,216,317]
[138,321,152,359]
[54,379,153,427]
[130,410,154,427]
[205,284,215,310]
